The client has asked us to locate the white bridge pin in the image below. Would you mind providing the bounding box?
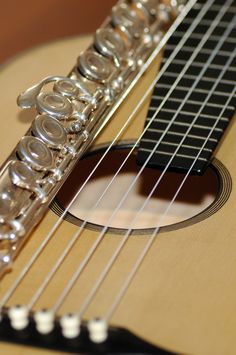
[87,318,108,343]
[8,305,29,330]
[60,313,81,339]
[34,309,55,334]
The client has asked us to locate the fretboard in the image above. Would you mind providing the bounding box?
[137,0,236,175]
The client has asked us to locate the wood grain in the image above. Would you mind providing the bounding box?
[0,33,236,355]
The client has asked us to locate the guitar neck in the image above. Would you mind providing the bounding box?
[137,0,236,174]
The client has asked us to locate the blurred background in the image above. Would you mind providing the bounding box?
[0,0,117,64]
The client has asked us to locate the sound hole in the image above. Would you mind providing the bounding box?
[54,145,222,231]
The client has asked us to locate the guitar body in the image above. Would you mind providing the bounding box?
[0,34,236,355]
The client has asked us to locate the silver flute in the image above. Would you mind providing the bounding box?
[0,0,187,276]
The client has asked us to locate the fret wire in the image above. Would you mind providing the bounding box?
[148,110,230,122]
[146,116,223,132]
[153,89,233,98]
[153,88,234,100]
[160,72,236,86]
[150,96,234,108]
[148,107,234,120]
[172,31,236,43]
[218,67,236,73]
[208,5,236,13]
[140,138,212,158]
[139,147,208,161]
[147,115,229,125]
[162,58,236,72]
[183,18,230,27]
[152,96,234,109]
[148,124,221,136]
[141,138,212,152]
[165,44,232,56]
[204,64,236,72]
[147,128,218,142]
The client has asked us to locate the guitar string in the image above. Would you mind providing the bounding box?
[71,16,236,319]
[49,4,235,316]
[25,0,212,312]
[4,0,233,314]
[104,80,236,322]
[49,0,224,313]
[1,0,234,322]
[0,0,202,310]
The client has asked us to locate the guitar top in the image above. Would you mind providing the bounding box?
[0,0,236,354]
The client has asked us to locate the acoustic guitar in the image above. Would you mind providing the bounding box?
[0,0,235,354]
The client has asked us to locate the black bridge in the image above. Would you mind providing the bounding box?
[0,310,173,355]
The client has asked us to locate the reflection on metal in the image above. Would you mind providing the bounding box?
[0,0,191,277]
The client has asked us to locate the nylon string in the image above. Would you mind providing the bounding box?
[0,0,200,310]
[105,55,236,322]
[49,0,222,313]
[49,3,235,316]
